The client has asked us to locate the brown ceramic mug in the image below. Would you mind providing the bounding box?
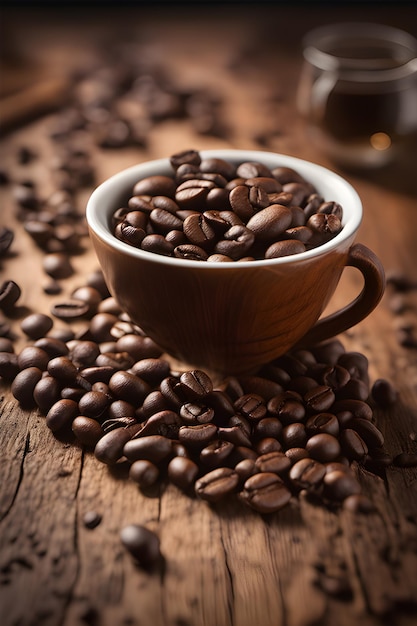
[86,150,385,375]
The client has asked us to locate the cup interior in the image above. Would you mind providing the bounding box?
[86,149,362,268]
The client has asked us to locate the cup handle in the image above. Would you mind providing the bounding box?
[297,243,386,348]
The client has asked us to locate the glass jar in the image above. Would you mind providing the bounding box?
[297,23,417,168]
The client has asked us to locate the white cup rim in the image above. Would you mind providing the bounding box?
[86,149,362,269]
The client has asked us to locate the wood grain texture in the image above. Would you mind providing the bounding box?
[1,5,417,626]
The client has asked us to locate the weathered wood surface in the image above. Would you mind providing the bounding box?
[1,5,417,626]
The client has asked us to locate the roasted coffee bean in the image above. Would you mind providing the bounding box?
[46,398,79,432]
[70,341,101,368]
[170,149,202,170]
[78,391,110,420]
[168,456,199,491]
[349,418,384,449]
[179,369,213,400]
[129,459,160,487]
[306,433,341,462]
[214,225,255,260]
[33,375,62,412]
[218,425,252,447]
[371,379,398,407]
[289,457,326,489]
[285,447,310,464]
[234,393,266,421]
[238,376,283,401]
[240,472,291,513]
[281,423,308,448]
[206,390,235,421]
[95,424,141,465]
[109,371,150,405]
[81,366,115,385]
[178,423,218,449]
[255,451,291,475]
[88,313,119,342]
[136,410,182,439]
[267,392,305,424]
[96,351,134,371]
[337,352,369,385]
[253,417,282,440]
[304,385,335,412]
[393,452,417,467]
[130,358,170,385]
[336,378,369,401]
[320,365,351,391]
[34,337,69,358]
[182,213,216,249]
[133,175,176,198]
[120,524,161,569]
[116,334,162,360]
[255,437,282,455]
[175,178,215,210]
[0,352,19,381]
[20,313,53,340]
[339,429,368,462]
[123,434,173,463]
[11,367,43,407]
[195,467,239,502]
[51,299,90,319]
[0,280,21,313]
[200,439,234,469]
[306,413,339,437]
[180,402,214,424]
[323,470,361,501]
[332,399,373,422]
[246,204,292,242]
[43,253,73,279]
[0,227,14,256]
[47,356,79,384]
[72,416,104,447]
[17,346,50,371]
[142,234,175,256]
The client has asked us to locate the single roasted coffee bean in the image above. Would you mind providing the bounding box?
[0,280,21,313]
[123,434,173,463]
[289,457,326,489]
[50,299,90,319]
[95,424,141,465]
[253,417,282,440]
[234,393,267,421]
[17,346,50,371]
[178,423,218,449]
[285,447,310,464]
[11,366,43,407]
[72,416,104,447]
[306,413,339,437]
[281,423,308,448]
[0,227,14,256]
[255,451,291,475]
[393,452,417,467]
[349,418,384,449]
[136,410,182,439]
[20,313,53,340]
[371,379,398,407]
[323,469,361,501]
[304,385,335,413]
[180,402,215,425]
[33,375,62,413]
[195,467,239,502]
[339,429,368,462]
[109,370,150,405]
[43,252,73,279]
[305,433,341,462]
[240,472,291,514]
[179,369,213,400]
[129,459,160,487]
[120,524,162,569]
[46,398,79,432]
[167,456,199,491]
[200,439,234,469]
[78,391,110,420]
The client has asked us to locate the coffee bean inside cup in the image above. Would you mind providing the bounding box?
[111,150,343,261]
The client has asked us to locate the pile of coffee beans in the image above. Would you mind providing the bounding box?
[2,271,410,516]
[112,150,344,262]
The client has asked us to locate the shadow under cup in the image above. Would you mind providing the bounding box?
[86,150,385,375]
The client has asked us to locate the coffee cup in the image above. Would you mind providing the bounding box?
[86,149,385,375]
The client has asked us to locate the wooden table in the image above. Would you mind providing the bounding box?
[1,4,417,626]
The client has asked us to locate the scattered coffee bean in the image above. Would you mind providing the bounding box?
[120,524,162,569]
